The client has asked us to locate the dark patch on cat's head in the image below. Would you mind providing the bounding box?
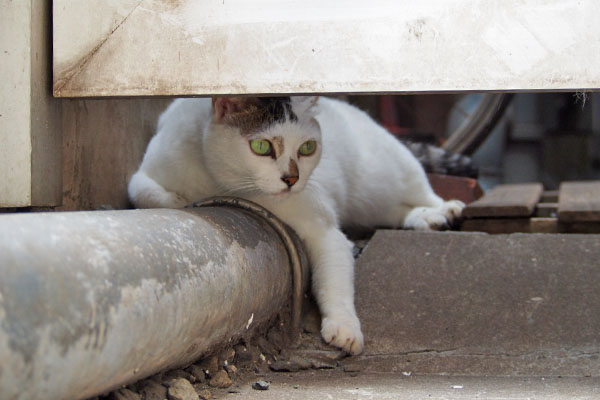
[288,158,299,177]
[215,97,298,134]
[271,136,284,159]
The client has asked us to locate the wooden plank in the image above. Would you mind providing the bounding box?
[461,217,558,234]
[529,218,559,234]
[59,98,170,211]
[461,218,530,234]
[562,222,600,234]
[558,181,600,222]
[462,183,544,218]
[52,0,600,97]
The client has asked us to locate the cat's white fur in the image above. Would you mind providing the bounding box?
[129,96,464,355]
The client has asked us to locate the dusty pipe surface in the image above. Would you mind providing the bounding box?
[0,206,308,400]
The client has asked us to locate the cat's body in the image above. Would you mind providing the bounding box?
[129,96,464,355]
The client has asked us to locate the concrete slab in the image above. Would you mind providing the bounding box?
[222,370,600,399]
[353,231,600,376]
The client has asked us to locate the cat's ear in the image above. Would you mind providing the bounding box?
[212,97,251,122]
[291,96,319,117]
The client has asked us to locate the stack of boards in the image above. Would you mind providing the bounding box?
[460,181,600,234]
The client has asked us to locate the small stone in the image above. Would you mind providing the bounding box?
[279,349,341,369]
[196,389,212,400]
[227,386,241,394]
[252,380,270,391]
[186,365,207,383]
[288,356,312,370]
[196,355,219,378]
[219,348,236,367]
[167,378,199,400]
[342,363,361,373]
[208,370,232,388]
[256,337,278,357]
[253,361,270,376]
[269,360,301,372]
[245,344,263,363]
[310,357,337,369]
[163,369,195,383]
[301,302,321,334]
[267,329,285,351]
[224,364,238,376]
[108,388,141,400]
[137,380,168,400]
[292,349,345,362]
[233,344,252,363]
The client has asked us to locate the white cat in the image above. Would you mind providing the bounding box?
[129,96,464,355]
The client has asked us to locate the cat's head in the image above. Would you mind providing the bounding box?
[204,96,322,199]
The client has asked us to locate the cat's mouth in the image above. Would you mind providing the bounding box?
[275,188,291,196]
[268,187,294,198]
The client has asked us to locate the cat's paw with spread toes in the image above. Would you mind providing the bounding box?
[442,199,465,221]
[404,200,465,231]
[321,315,364,355]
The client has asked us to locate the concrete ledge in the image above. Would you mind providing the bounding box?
[354,231,600,376]
[228,370,600,399]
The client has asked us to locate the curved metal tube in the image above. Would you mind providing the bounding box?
[192,197,308,341]
[0,205,308,400]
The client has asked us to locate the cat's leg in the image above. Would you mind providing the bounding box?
[128,170,189,208]
[300,225,364,355]
[387,175,465,230]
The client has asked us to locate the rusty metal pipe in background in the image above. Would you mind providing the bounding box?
[0,205,308,400]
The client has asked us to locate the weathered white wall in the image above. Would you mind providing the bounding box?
[1,1,33,206]
[0,0,61,207]
[53,0,600,97]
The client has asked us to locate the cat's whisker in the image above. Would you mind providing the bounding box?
[218,180,262,196]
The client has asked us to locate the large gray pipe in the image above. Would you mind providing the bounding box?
[0,202,308,400]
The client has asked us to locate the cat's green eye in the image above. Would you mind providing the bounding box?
[250,139,272,156]
[298,140,317,156]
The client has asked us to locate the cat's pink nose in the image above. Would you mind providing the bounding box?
[281,175,299,187]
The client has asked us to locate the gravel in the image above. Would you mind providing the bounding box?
[166,378,199,400]
[89,280,363,400]
[208,370,232,388]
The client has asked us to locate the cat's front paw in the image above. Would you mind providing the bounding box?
[167,192,190,208]
[442,199,465,221]
[321,315,364,355]
[404,200,465,230]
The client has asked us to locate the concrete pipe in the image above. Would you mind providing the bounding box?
[0,201,309,400]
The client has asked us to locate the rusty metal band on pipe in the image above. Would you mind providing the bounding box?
[0,204,309,400]
[192,197,306,341]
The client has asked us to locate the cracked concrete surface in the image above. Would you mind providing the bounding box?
[227,371,600,399]
[354,231,600,377]
[218,231,600,399]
